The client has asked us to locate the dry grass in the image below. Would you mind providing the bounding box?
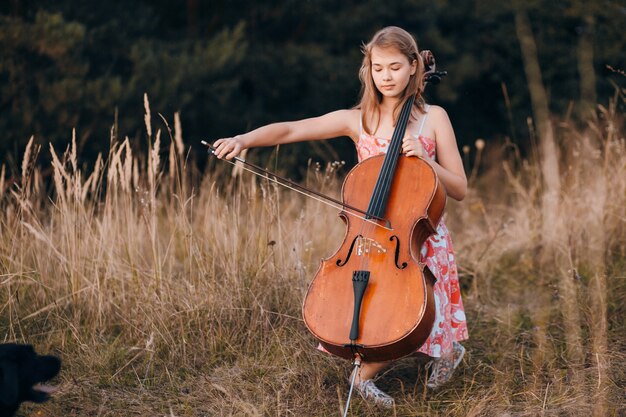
[1,92,625,416]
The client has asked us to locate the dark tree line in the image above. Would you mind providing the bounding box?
[1,0,624,174]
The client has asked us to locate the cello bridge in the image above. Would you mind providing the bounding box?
[356,237,386,256]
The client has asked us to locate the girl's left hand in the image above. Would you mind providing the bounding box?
[402,134,430,159]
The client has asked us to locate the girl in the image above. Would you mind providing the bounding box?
[213,26,469,408]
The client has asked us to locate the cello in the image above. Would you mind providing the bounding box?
[301,89,446,363]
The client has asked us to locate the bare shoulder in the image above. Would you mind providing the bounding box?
[330,108,360,142]
[424,104,459,154]
[427,105,455,138]
[427,105,451,123]
[330,108,360,122]
[290,108,361,143]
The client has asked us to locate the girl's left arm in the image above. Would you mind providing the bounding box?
[429,106,467,201]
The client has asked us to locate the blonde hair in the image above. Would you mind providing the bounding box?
[356,26,426,135]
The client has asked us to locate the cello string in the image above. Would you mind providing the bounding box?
[353,95,413,308]
[368,95,414,218]
[370,96,412,217]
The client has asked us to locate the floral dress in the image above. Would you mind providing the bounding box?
[353,106,469,358]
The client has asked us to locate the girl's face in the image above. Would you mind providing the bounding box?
[370,46,416,99]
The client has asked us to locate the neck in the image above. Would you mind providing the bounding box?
[380,95,402,113]
[378,96,403,124]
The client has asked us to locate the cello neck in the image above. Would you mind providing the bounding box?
[365,95,416,219]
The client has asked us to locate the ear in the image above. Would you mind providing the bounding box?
[0,361,19,405]
[410,58,417,76]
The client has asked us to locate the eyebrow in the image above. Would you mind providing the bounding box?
[372,62,404,66]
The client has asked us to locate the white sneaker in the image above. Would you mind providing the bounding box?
[452,342,465,369]
[355,379,395,408]
[427,342,465,389]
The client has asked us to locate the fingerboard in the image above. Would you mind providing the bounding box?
[366,95,416,220]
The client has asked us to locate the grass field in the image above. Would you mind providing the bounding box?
[1,94,625,416]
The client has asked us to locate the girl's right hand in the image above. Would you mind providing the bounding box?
[212,136,245,160]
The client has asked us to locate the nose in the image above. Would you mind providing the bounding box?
[382,69,392,81]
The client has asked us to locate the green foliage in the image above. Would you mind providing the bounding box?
[0,11,88,148]
[0,5,248,165]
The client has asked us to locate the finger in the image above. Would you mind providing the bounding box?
[413,139,424,158]
[406,145,421,158]
[213,142,224,158]
[215,142,231,159]
[225,145,240,160]
[217,139,237,159]
[211,139,226,157]
[213,138,230,154]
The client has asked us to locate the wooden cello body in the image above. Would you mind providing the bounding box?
[302,145,447,362]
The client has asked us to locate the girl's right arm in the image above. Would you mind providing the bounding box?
[212,109,359,160]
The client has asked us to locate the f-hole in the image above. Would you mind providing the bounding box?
[389,235,408,269]
[336,234,362,266]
